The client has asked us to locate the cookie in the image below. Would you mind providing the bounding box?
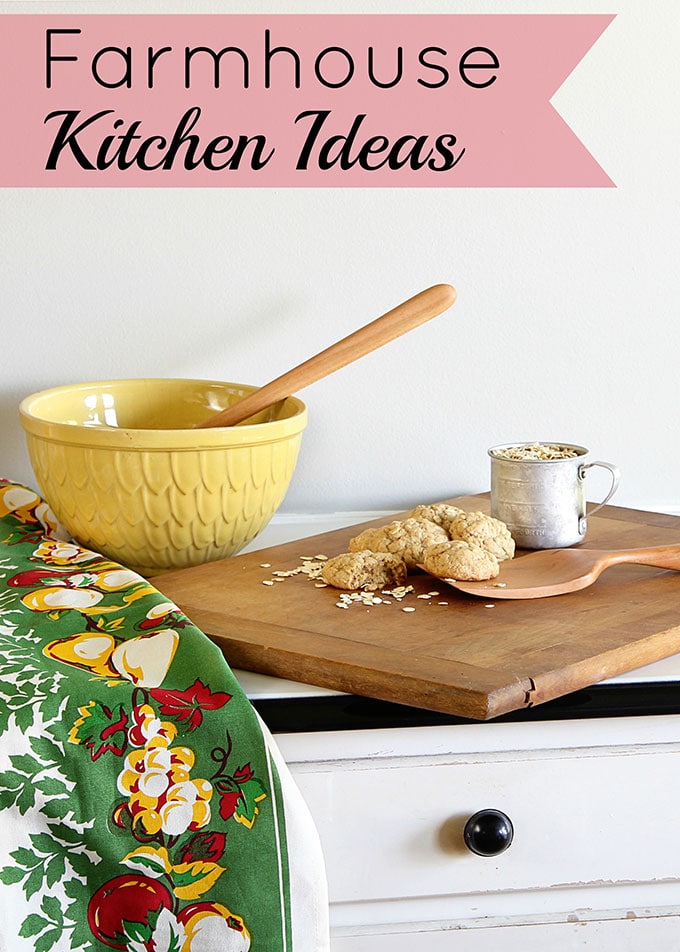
[349,517,448,569]
[321,550,408,591]
[448,511,515,562]
[407,503,465,535]
[422,540,500,581]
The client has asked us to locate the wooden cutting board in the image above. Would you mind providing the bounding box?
[152,497,680,720]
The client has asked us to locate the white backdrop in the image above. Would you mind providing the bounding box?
[2,0,679,515]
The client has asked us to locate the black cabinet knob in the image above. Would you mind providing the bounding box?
[463,809,514,856]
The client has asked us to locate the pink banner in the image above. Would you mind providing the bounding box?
[0,14,615,187]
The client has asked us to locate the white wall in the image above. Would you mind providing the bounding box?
[2,0,679,515]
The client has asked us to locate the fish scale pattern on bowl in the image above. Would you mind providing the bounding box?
[20,378,306,577]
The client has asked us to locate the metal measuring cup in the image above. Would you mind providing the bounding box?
[489,443,620,549]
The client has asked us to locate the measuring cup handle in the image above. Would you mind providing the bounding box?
[579,461,621,516]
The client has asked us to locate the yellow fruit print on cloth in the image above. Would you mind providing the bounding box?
[0,480,295,951]
[45,629,180,686]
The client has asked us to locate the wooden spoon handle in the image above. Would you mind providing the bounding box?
[608,545,680,572]
[196,283,456,429]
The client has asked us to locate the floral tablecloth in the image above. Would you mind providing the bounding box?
[0,479,329,952]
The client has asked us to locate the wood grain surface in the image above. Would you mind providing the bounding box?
[152,497,680,720]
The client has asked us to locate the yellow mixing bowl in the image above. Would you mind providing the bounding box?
[19,378,307,576]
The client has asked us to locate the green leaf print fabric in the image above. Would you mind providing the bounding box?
[0,479,329,952]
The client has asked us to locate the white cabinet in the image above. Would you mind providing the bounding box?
[328,918,680,951]
[276,715,680,949]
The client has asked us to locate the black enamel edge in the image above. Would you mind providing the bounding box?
[252,681,680,734]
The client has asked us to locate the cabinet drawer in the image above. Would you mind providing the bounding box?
[291,747,680,904]
[330,915,680,951]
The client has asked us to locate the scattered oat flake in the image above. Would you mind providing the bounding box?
[494,582,507,588]
[260,562,271,568]
[315,582,328,588]
[262,580,275,586]
[484,603,495,608]
[417,593,432,600]
[438,601,449,606]
[402,606,416,613]
[315,554,328,560]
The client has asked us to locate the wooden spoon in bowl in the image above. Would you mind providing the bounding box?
[196,283,456,428]
[424,544,680,600]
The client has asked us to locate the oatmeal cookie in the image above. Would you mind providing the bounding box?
[407,503,464,535]
[348,517,448,569]
[321,550,408,591]
[422,540,500,581]
[449,511,515,562]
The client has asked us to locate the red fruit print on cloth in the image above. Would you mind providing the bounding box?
[150,679,232,731]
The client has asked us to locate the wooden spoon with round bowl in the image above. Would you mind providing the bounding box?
[425,544,680,600]
[195,283,456,429]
